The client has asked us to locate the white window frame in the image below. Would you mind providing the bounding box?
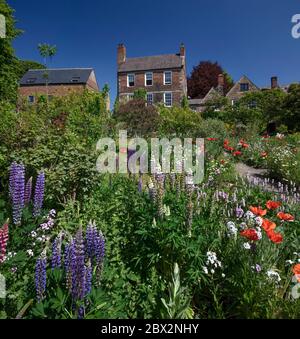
[127,94,134,101]
[164,71,172,85]
[127,74,135,87]
[145,72,153,87]
[164,92,172,107]
[147,93,154,105]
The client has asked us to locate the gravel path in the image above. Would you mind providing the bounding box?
[235,163,268,179]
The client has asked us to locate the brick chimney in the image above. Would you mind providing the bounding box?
[217,73,225,95]
[271,76,278,89]
[180,43,185,57]
[117,44,126,65]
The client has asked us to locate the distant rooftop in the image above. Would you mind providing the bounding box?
[20,68,95,86]
[118,54,183,72]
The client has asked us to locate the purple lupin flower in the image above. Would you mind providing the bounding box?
[86,221,95,259]
[71,227,86,302]
[84,261,93,296]
[10,163,25,225]
[86,221,105,270]
[78,306,85,319]
[24,177,33,205]
[33,172,45,217]
[65,240,75,292]
[94,230,105,266]
[51,234,62,270]
[35,250,47,302]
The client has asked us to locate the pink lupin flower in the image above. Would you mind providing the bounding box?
[0,220,9,264]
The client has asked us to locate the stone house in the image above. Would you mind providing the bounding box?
[19,68,108,106]
[117,44,187,106]
[226,75,260,105]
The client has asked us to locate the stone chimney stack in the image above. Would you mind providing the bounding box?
[271,76,278,89]
[180,43,185,57]
[117,44,126,65]
[217,74,225,95]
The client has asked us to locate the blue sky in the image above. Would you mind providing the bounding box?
[9,0,300,103]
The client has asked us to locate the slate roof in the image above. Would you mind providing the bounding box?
[20,68,94,86]
[118,54,183,72]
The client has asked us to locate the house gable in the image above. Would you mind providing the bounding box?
[226,75,260,103]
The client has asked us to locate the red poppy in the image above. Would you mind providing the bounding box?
[266,201,282,210]
[224,146,234,152]
[293,264,300,282]
[261,152,268,158]
[266,229,283,244]
[242,143,250,149]
[240,229,259,241]
[233,151,242,156]
[224,139,230,146]
[262,219,276,232]
[207,138,218,141]
[277,212,295,222]
[250,206,267,217]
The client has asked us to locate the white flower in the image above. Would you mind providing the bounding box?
[222,273,226,278]
[227,221,238,237]
[286,260,294,265]
[243,243,251,250]
[245,211,255,220]
[240,222,247,230]
[256,229,262,240]
[31,231,37,238]
[267,270,281,283]
[203,266,208,275]
[255,217,263,227]
[211,269,215,275]
[27,250,34,257]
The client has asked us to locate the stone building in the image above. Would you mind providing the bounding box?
[117,44,187,106]
[19,68,101,103]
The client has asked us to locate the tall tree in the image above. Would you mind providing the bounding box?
[187,61,234,99]
[38,43,57,100]
[0,0,22,103]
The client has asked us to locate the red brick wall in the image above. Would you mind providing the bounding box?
[118,67,186,105]
[19,84,87,98]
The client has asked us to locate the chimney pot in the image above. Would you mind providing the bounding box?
[180,43,185,57]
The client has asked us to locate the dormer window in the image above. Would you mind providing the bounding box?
[71,77,80,83]
[240,83,249,92]
[127,74,135,87]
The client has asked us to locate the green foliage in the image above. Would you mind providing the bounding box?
[0,0,22,103]
[158,105,202,138]
[115,98,160,137]
[160,263,194,319]
[283,84,300,131]
[15,59,45,79]
[38,43,57,67]
[133,88,147,100]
